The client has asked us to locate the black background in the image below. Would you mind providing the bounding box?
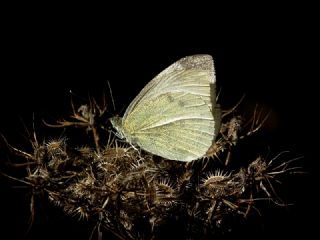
[0,3,318,240]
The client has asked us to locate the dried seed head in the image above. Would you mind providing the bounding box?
[154,178,178,206]
[202,170,231,187]
[201,170,232,198]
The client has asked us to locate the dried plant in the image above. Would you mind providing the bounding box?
[1,96,302,240]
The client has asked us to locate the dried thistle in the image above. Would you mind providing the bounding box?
[0,96,302,240]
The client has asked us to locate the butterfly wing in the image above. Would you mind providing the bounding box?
[124,55,216,118]
[122,55,220,161]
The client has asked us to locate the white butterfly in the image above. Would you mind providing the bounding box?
[110,54,220,162]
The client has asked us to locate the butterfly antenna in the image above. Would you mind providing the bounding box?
[107,80,116,112]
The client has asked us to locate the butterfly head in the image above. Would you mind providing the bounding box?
[110,116,126,139]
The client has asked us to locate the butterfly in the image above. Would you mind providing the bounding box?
[110,54,220,162]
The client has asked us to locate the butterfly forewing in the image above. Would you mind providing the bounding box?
[123,55,216,119]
